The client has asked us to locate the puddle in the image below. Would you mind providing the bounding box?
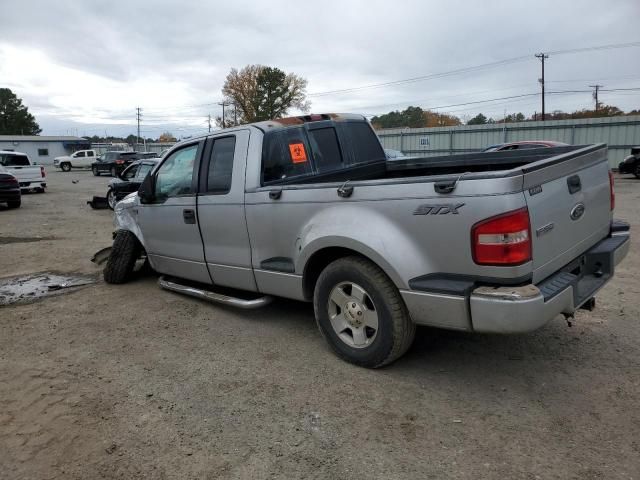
[0,273,97,306]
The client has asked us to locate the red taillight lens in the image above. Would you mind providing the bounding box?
[115,160,124,164]
[472,207,531,266]
[608,170,615,211]
[40,166,46,178]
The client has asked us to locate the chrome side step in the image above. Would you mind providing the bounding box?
[158,276,272,309]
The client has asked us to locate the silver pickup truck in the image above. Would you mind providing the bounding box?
[105,113,630,368]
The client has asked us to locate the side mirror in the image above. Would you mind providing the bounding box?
[138,173,155,204]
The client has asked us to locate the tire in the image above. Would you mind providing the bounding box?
[110,166,117,177]
[313,256,415,368]
[106,189,117,210]
[92,166,99,176]
[104,230,141,284]
[7,200,21,209]
[634,164,640,179]
[61,162,71,172]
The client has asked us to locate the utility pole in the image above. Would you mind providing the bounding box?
[217,102,231,128]
[589,84,603,112]
[207,114,212,133]
[136,107,142,150]
[233,104,237,126]
[535,53,549,121]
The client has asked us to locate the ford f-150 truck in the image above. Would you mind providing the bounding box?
[104,113,630,368]
[0,151,46,192]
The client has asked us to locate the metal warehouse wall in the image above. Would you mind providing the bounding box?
[0,141,71,166]
[376,115,640,168]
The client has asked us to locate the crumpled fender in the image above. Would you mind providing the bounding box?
[113,194,146,248]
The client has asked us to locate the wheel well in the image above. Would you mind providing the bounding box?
[302,247,375,301]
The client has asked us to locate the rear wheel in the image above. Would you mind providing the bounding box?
[92,166,99,176]
[7,200,21,209]
[106,189,117,210]
[104,231,141,284]
[110,166,117,177]
[313,256,415,368]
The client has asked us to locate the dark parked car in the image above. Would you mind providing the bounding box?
[0,168,21,209]
[92,151,158,177]
[483,140,568,152]
[618,146,640,178]
[106,159,159,209]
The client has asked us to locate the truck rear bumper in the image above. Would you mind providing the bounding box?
[403,224,630,333]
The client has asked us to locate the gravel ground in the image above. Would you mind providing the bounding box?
[0,170,638,480]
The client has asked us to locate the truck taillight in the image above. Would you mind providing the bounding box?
[608,170,615,211]
[115,160,124,164]
[471,207,531,266]
[40,166,46,178]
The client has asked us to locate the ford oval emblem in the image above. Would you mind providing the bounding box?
[570,203,585,221]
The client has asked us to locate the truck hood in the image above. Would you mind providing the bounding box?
[54,155,72,162]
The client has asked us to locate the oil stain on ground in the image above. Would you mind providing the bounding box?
[0,236,57,245]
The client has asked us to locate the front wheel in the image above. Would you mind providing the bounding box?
[92,166,99,176]
[61,162,71,172]
[104,230,141,284]
[7,200,21,209]
[313,256,415,368]
[106,189,117,210]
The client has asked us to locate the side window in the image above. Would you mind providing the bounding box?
[308,127,343,173]
[87,151,94,157]
[344,122,385,164]
[262,127,313,184]
[76,151,86,158]
[136,163,154,180]
[123,164,139,179]
[155,144,198,199]
[207,136,236,194]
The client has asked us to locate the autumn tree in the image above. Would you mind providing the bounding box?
[0,88,41,135]
[219,65,309,126]
[158,132,177,142]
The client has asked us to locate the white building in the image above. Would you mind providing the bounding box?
[0,135,90,165]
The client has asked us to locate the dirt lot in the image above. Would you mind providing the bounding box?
[1,170,639,479]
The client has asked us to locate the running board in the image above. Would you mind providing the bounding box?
[158,276,272,309]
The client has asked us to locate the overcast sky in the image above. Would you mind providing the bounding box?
[2,0,639,138]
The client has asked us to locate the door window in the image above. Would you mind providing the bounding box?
[87,151,95,157]
[75,151,86,158]
[123,164,139,179]
[206,136,236,194]
[155,144,198,199]
[136,163,155,180]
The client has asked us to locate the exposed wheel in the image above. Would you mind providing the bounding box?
[634,164,640,179]
[313,256,415,368]
[61,162,71,172]
[110,166,117,177]
[104,230,141,284]
[106,189,117,210]
[7,200,21,209]
[92,166,99,176]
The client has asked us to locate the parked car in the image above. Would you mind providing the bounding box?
[0,166,21,208]
[53,149,98,171]
[92,151,156,177]
[0,151,46,192]
[483,140,568,152]
[617,146,640,178]
[103,113,629,368]
[106,158,159,209]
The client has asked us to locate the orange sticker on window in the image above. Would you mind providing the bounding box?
[289,143,308,163]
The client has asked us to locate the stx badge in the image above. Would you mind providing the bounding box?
[413,203,465,215]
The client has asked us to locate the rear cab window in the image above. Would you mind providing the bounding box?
[260,120,384,185]
[0,154,30,166]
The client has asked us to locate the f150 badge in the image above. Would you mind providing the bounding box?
[413,203,465,215]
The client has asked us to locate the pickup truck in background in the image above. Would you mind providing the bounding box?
[0,150,47,192]
[54,149,98,171]
[618,146,640,178]
[103,113,630,368]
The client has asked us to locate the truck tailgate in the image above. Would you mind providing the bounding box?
[8,166,42,183]
[523,145,612,283]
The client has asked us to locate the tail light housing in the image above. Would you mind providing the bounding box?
[40,166,46,178]
[608,170,615,211]
[472,207,531,266]
[115,160,125,165]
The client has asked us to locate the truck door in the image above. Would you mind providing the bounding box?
[85,150,96,167]
[196,130,256,291]
[136,141,211,284]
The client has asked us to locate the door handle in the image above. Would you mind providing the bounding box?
[567,175,581,194]
[183,209,196,224]
[269,189,282,200]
